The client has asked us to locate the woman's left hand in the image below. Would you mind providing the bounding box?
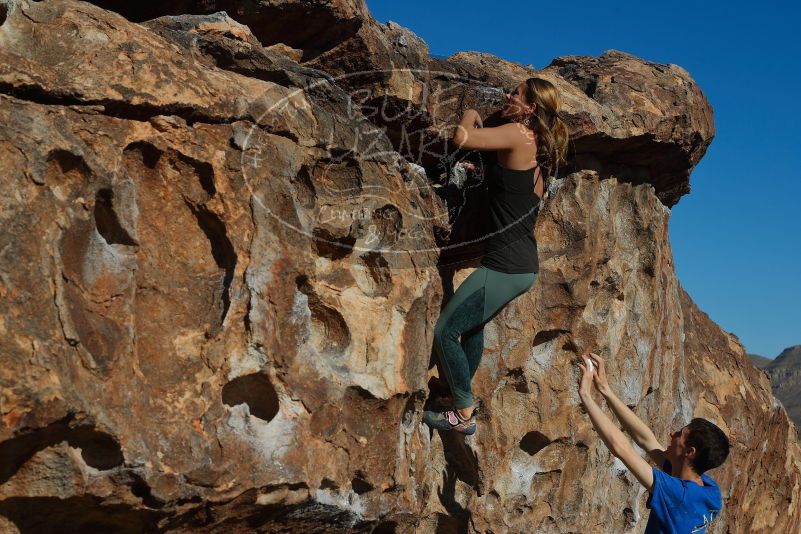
[455,161,477,172]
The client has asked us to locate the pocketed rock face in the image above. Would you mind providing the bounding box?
[677,292,801,533]
[0,1,799,534]
[379,49,714,208]
[426,174,800,534]
[0,1,443,531]
[544,51,715,206]
[82,0,711,208]
[83,0,371,61]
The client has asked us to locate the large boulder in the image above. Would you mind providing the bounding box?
[0,0,798,532]
[82,0,371,61]
[81,0,711,207]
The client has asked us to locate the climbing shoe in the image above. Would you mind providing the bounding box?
[423,409,476,435]
[431,396,483,417]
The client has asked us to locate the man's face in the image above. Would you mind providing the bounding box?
[667,425,691,461]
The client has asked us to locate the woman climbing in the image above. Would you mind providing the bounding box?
[423,77,569,435]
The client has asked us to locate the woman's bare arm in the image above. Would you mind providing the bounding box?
[452,109,519,151]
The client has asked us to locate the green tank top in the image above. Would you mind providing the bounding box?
[480,161,541,274]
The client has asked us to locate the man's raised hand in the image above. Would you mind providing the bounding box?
[588,352,611,396]
[576,357,595,402]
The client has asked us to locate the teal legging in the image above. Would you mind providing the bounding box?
[433,266,537,409]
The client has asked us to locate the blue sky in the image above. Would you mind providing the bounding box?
[369,1,800,358]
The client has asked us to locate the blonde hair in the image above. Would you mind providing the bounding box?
[523,77,569,185]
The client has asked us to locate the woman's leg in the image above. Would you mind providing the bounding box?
[426,267,537,433]
[432,266,492,411]
[433,266,538,411]
[461,323,485,381]
[459,267,538,382]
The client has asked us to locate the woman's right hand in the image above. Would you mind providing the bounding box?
[463,108,483,129]
[587,352,611,396]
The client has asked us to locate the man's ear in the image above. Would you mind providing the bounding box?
[685,446,698,460]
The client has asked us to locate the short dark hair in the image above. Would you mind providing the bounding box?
[685,418,730,474]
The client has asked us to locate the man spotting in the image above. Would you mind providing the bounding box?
[577,352,730,533]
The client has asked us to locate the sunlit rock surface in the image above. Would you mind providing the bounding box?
[0,1,798,532]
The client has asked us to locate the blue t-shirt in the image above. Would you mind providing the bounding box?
[644,460,722,533]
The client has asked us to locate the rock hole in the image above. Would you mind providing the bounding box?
[604,274,620,290]
[507,368,524,378]
[312,226,356,260]
[506,368,529,393]
[292,166,317,209]
[68,426,125,470]
[351,472,374,495]
[295,281,351,356]
[347,385,377,400]
[312,159,362,198]
[174,495,203,506]
[436,433,480,491]
[0,416,124,484]
[434,511,469,534]
[372,520,398,533]
[355,252,392,297]
[344,386,385,413]
[532,329,570,347]
[0,5,7,27]
[320,478,339,490]
[44,149,92,185]
[519,431,551,456]
[583,79,598,99]
[58,219,126,370]
[177,153,215,196]
[129,473,165,509]
[123,141,161,169]
[623,507,636,529]
[562,338,579,353]
[46,150,86,174]
[0,496,162,533]
[94,188,138,246]
[222,373,279,422]
[295,274,311,292]
[185,202,236,327]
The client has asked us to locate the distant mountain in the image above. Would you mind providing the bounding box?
[752,346,801,432]
[748,353,773,368]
